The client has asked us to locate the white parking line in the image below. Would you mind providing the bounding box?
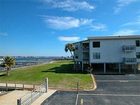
[79,93,140,97]
[96,80,140,82]
[119,80,128,82]
[75,94,79,105]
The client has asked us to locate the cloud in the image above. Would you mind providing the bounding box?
[90,23,106,31]
[113,29,138,35]
[58,36,80,41]
[41,15,107,31]
[122,15,140,26]
[114,0,138,13]
[43,0,95,11]
[0,32,8,36]
[42,16,93,30]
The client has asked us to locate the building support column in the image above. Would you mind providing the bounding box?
[133,64,136,74]
[119,63,121,74]
[82,62,84,72]
[104,63,106,74]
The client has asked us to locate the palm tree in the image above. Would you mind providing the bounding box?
[65,43,76,70]
[65,43,75,58]
[3,56,15,76]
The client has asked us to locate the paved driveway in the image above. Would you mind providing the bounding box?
[43,74,140,105]
[77,74,140,105]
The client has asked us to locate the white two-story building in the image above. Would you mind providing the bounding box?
[73,35,140,74]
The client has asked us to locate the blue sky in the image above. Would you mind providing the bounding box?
[0,0,140,56]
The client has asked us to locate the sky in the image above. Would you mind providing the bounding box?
[0,0,140,56]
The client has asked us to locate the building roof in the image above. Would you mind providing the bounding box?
[72,40,89,44]
[88,35,140,40]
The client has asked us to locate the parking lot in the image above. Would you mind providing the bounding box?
[77,74,140,105]
[43,74,140,105]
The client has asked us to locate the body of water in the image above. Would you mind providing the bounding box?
[0,57,55,70]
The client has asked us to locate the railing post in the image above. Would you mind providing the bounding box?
[33,84,35,91]
[23,84,24,90]
[15,83,16,90]
[31,92,32,104]
[17,98,21,105]
[45,78,48,92]
[6,82,8,91]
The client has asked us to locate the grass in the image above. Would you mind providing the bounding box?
[0,60,93,90]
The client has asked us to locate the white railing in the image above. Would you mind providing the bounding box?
[122,45,136,52]
[17,78,48,105]
[123,58,136,64]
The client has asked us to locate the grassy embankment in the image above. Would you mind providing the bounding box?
[0,60,93,90]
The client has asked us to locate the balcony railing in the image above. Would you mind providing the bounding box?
[83,58,89,64]
[83,58,89,61]
[123,58,136,64]
[122,45,136,52]
[82,47,89,52]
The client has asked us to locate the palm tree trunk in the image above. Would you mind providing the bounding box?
[6,67,10,76]
[70,52,76,71]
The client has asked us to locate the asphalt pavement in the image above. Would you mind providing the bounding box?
[43,74,140,105]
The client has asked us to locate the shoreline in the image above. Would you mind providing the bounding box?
[12,60,55,70]
[0,60,55,71]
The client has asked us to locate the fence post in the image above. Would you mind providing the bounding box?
[33,84,35,91]
[15,83,16,90]
[6,82,8,91]
[17,98,21,105]
[45,78,48,92]
[23,84,24,90]
[77,82,79,94]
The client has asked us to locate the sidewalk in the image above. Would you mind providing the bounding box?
[31,89,56,105]
[0,89,56,105]
[0,90,30,105]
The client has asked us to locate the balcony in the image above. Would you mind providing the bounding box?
[82,47,89,52]
[83,53,89,63]
[83,58,89,64]
[82,43,89,52]
[123,58,136,64]
[122,45,136,52]
[83,58,89,61]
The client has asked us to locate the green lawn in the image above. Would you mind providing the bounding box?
[0,60,93,90]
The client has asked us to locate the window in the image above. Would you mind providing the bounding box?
[93,42,100,48]
[75,56,78,59]
[136,40,140,47]
[136,52,140,59]
[75,45,78,50]
[93,52,100,59]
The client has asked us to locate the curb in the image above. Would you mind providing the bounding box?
[90,74,97,90]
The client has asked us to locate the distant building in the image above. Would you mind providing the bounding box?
[73,35,140,74]
[0,58,3,64]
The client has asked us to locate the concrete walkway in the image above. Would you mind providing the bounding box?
[0,90,30,105]
[0,89,56,105]
[32,89,56,105]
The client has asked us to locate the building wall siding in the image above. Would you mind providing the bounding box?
[89,39,137,63]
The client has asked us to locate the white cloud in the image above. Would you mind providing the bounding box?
[82,38,88,40]
[122,15,140,26]
[114,0,138,13]
[41,15,107,31]
[90,23,106,31]
[113,29,138,35]
[0,32,8,36]
[58,36,80,41]
[43,0,95,11]
[42,16,93,30]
